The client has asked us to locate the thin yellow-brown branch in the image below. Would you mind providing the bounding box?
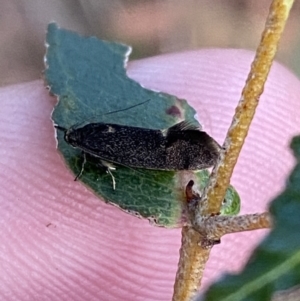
[200,0,294,216]
[172,227,211,301]
[172,1,294,301]
[194,212,272,241]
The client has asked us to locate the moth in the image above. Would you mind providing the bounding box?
[56,120,221,190]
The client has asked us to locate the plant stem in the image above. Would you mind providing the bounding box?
[172,227,211,301]
[194,213,272,241]
[172,0,294,300]
[201,0,295,217]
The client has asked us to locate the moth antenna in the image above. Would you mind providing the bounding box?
[55,125,67,132]
[104,99,150,116]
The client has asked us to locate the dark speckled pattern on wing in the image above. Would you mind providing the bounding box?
[65,121,221,171]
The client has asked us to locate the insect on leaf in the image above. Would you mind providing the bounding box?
[45,23,240,227]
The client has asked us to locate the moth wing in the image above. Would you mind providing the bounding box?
[166,121,221,149]
[165,121,221,170]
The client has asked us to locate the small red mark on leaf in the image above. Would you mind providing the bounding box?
[166,105,181,118]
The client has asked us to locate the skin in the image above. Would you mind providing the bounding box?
[1,49,299,301]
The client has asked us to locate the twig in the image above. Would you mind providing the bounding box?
[172,227,211,301]
[188,181,272,245]
[172,1,294,300]
[201,0,295,216]
[194,213,272,243]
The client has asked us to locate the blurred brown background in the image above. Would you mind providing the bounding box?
[1,0,300,87]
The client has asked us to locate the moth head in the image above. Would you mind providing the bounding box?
[55,125,79,147]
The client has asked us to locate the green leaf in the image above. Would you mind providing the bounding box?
[195,170,240,216]
[45,23,240,227]
[201,136,300,301]
[221,186,241,216]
